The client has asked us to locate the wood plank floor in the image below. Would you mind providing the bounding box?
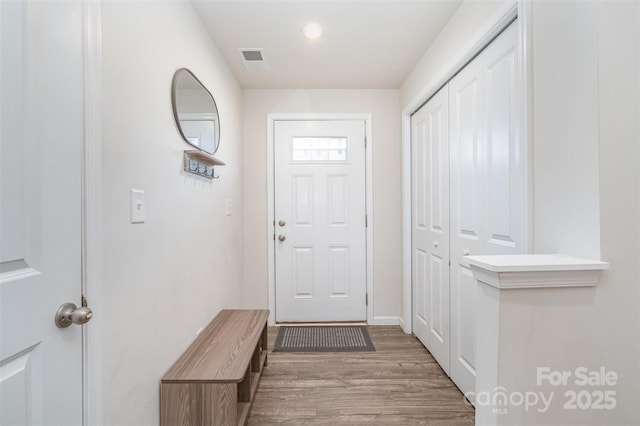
[248,326,475,425]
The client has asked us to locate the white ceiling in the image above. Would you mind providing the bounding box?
[193,1,462,89]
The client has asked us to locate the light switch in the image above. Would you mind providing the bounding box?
[130,189,145,223]
[225,198,233,216]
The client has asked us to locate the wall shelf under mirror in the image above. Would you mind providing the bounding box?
[183,150,225,179]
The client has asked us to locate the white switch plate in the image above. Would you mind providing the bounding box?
[225,198,232,216]
[130,189,145,223]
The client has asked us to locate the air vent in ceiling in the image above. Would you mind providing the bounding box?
[238,48,269,72]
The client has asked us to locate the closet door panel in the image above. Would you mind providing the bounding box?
[449,20,522,404]
[452,77,483,244]
[449,56,483,403]
[483,22,525,253]
[411,85,450,373]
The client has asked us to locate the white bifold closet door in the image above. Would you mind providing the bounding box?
[412,21,525,404]
[411,85,450,374]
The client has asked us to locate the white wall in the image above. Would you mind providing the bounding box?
[101,2,243,425]
[491,3,639,422]
[497,1,639,424]
[400,0,512,111]
[532,1,601,258]
[241,89,403,323]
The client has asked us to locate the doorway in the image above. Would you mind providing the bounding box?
[267,115,373,324]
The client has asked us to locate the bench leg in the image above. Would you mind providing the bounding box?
[161,382,237,426]
[238,364,252,403]
[262,323,268,366]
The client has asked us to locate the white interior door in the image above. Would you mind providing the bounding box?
[449,53,483,402]
[411,86,450,374]
[274,120,366,322]
[0,2,85,424]
[449,21,521,403]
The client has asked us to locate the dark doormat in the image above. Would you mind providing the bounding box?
[273,325,376,352]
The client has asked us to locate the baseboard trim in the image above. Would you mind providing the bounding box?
[370,316,402,326]
[399,316,411,334]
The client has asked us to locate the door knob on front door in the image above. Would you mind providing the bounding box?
[55,303,93,328]
[278,234,286,242]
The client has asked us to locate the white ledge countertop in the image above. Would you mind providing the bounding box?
[465,254,610,272]
[465,254,610,289]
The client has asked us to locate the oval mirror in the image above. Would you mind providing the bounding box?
[171,68,220,155]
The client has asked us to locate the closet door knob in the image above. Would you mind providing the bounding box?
[278,234,286,242]
[463,249,470,256]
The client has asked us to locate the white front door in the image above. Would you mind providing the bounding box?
[411,85,450,374]
[1,1,85,424]
[274,120,367,322]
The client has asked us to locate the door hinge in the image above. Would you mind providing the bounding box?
[365,214,368,227]
[273,234,275,241]
[366,293,368,306]
[364,135,367,149]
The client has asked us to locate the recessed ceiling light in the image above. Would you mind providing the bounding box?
[303,23,323,39]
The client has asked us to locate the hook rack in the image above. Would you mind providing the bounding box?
[183,150,224,179]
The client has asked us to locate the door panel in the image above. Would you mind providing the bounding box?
[484,24,523,253]
[449,55,483,400]
[448,21,521,403]
[293,247,314,298]
[292,175,314,226]
[274,121,366,322]
[429,253,445,343]
[328,246,349,297]
[0,1,84,424]
[452,73,482,243]
[451,263,477,393]
[411,85,450,373]
[327,175,348,226]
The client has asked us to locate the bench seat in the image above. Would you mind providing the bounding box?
[160,309,269,426]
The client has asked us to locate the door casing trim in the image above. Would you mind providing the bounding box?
[267,113,373,325]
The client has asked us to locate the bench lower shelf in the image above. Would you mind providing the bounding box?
[237,351,267,425]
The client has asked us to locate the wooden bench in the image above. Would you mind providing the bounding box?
[160,309,269,426]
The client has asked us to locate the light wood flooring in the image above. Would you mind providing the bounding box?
[248,326,474,425]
